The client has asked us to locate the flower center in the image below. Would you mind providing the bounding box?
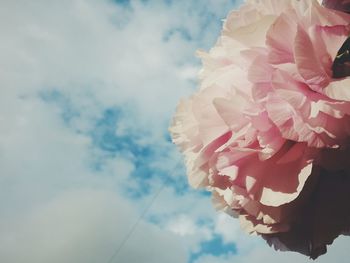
[332,36,350,78]
[322,0,350,14]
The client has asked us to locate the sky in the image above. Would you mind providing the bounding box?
[1,0,350,263]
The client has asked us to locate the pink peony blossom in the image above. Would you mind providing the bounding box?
[170,0,350,259]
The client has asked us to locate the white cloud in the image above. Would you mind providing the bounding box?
[0,92,190,262]
[0,189,188,263]
[1,0,241,133]
[168,215,200,236]
[0,1,243,262]
[166,214,212,251]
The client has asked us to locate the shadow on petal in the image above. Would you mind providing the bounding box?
[264,168,350,259]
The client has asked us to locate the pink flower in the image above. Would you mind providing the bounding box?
[170,0,350,258]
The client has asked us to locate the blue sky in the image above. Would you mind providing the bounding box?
[1,0,350,262]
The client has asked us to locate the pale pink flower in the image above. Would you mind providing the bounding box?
[170,0,350,258]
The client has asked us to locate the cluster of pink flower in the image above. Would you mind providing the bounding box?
[170,0,350,259]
